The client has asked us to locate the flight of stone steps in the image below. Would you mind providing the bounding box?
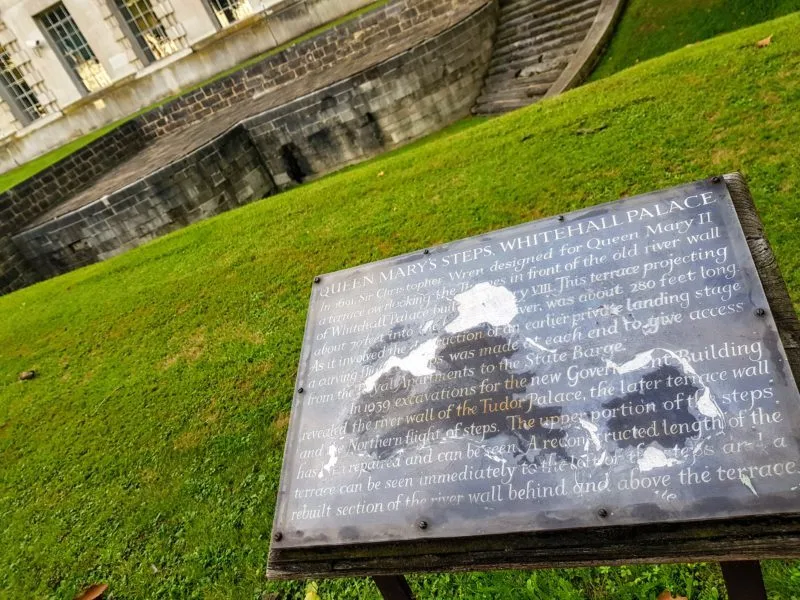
[474,0,603,114]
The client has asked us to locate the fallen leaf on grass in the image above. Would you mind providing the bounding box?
[757,35,773,48]
[657,591,688,600]
[304,582,321,600]
[377,171,385,177]
[74,584,108,600]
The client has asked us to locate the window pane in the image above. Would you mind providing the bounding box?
[208,0,253,27]
[37,3,110,93]
[0,46,45,123]
[114,0,181,63]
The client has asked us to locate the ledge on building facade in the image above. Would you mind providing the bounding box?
[135,47,194,80]
[261,0,305,17]
[60,73,137,116]
[190,13,270,52]
[13,111,63,138]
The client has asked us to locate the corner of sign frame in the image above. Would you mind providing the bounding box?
[721,171,749,194]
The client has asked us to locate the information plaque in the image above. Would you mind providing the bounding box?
[269,175,800,578]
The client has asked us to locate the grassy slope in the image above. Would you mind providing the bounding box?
[591,0,800,80]
[0,0,390,194]
[4,0,795,193]
[2,13,800,599]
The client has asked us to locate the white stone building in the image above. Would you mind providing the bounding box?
[0,0,371,171]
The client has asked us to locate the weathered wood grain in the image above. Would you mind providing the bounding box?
[724,172,800,380]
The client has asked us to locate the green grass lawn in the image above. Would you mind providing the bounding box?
[0,116,141,193]
[591,0,800,80]
[3,12,800,599]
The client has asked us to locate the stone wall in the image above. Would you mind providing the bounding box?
[0,0,477,172]
[136,0,479,140]
[10,1,496,281]
[244,3,496,187]
[12,125,274,278]
[0,120,148,294]
[0,236,36,292]
[1,0,464,295]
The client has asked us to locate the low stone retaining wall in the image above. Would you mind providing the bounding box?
[0,0,495,295]
[12,126,274,278]
[137,0,479,140]
[10,1,496,282]
[245,2,495,187]
[0,120,148,293]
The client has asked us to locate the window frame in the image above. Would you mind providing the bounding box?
[200,0,255,29]
[0,46,45,125]
[108,0,182,66]
[35,3,109,95]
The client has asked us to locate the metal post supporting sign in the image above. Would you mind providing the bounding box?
[373,575,414,600]
[720,561,767,600]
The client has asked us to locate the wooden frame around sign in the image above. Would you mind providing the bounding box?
[267,173,800,580]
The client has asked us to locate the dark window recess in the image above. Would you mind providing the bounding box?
[363,112,384,146]
[206,0,253,27]
[280,143,310,183]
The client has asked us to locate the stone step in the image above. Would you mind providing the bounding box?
[487,38,582,74]
[473,96,544,115]
[499,0,597,28]
[474,71,560,106]
[475,80,553,104]
[487,38,584,77]
[498,0,570,24]
[493,12,595,62]
[498,0,600,43]
[491,26,591,71]
[482,62,565,90]
[509,67,563,87]
[495,1,599,47]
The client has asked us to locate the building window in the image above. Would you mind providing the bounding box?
[113,0,181,64]
[0,46,45,124]
[207,0,254,27]
[37,3,111,94]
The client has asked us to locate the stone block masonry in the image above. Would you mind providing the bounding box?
[135,0,482,141]
[12,126,274,278]
[0,121,149,294]
[9,1,496,283]
[0,0,625,295]
[244,2,496,187]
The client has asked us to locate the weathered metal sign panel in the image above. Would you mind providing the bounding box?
[271,178,800,550]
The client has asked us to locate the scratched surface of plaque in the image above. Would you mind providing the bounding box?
[272,179,800,548]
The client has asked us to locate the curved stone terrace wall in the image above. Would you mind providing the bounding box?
[0,120,148,292]
[8,0,497,287]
